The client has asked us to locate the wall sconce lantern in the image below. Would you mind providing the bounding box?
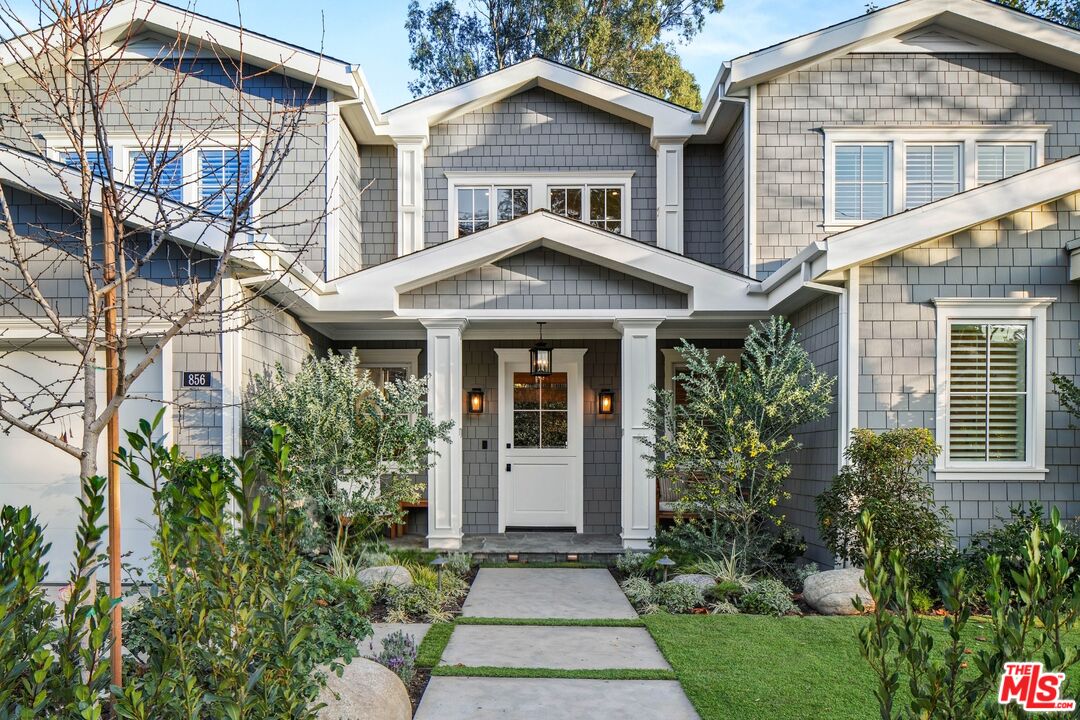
[467,388,485,414]
[598,389,615,415]
[529,322,552,376]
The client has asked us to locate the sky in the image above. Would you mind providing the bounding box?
[9,0,890,110]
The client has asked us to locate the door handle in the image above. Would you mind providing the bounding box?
[506,463,511,472]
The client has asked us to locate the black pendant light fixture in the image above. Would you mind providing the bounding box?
[530,321,552,376]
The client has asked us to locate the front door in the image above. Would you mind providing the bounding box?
[496,349,585,531]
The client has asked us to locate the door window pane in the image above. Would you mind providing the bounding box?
[457,187,490,236]
[497,187,529,222]
[512,372,569,449]
[905,144,960,209]
[549,187,582,221]
[588,187,622,233]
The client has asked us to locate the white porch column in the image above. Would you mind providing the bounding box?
[654,137,686,254]
[422,319,466,549]
[614,319,661,550]
[395,136,427,256]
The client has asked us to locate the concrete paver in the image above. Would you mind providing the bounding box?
[440,624,671,670]
[461,568,637,619]
[415,677,700,720]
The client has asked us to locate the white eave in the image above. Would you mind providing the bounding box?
[722,0,1080,94]
[380,57,704,143]
[316,210,767,317]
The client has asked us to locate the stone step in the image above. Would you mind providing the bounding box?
[461,568,637,620]
[440,625,670,670]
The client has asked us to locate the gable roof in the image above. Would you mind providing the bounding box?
[380,57,703,142]
[321,210,766,317]
[720,0,1080,95]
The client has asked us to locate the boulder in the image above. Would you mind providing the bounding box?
[318,657,411,720]
[670,574,716,592]
[802,568,874,616]
[356,565,413,589]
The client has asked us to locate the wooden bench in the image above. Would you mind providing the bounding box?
[656,473,705,525]
[389,499,428,539]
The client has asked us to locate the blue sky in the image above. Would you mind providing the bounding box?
[10,0,890,109]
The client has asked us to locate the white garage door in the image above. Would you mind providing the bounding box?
[0,346,167,582]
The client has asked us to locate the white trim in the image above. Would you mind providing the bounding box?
[856,26,1015,53]
[837,267,860,465]
[325,90,342,281]
[445,172,634,242]
[353,348,421,379]
[422,318,466,549]
[660,347,741,397]
[655,140,686,254]
[615,319,661,550]
[823,154,1080,274]
[745,85,757,278]
[159,336,175,444]
[220,276,243,460]
[396,138,427,256]
[495,348,586,533]
[932,297,1052,481]
[822,126,1048,231]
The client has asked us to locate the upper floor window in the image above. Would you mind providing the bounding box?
[199,148,252,217]
[132,149,184,202]
[976,143,1034,185]
[905,144,960,210]
[834,144,889,221]
[446,172,633,240]
[60,149,112,178]
[824,127,1047,229]
[933,297,1051,481]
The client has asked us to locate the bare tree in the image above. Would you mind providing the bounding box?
[0,0,331,682]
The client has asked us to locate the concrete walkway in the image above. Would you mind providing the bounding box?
[415,568,700,720]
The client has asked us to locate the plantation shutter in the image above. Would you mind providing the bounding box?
[976,144,1034,185]
[199,148,252,216]
[904,144,960,209]
[947,322,1028,462]
[834,145,889,221]
[132,150,184,202]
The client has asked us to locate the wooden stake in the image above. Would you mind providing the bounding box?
[102,186,123,690]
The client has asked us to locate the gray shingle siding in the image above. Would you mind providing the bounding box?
[858,192,1080,547]
[756,52,1080,277]
[721,119,746,275]
[2,59,328,277]
[424,87,657,247]
[459,338,622,535]
[336,117,364,276]
[399,247,687,311]
[684,143,726,267]
[784,294,841,566]
[358,144,398,268]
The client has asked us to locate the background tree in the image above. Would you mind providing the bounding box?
[405,0,724,108]
[995,0,1080,28]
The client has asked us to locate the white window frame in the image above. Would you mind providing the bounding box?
[903,142,962,211]
[45,134,263,224]
[823,126,1048,231]
[975,142,1038,186]
[932,297,1052,482]
[445,171,633,241]
[353,348,421,383]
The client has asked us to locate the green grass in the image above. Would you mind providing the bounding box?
[455,616,644,627]
[644,613,1080,720]
[431,665,676,680]
[416,622,455,668]
[479,561,610,569]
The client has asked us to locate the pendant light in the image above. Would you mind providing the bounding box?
[530,321,552,376]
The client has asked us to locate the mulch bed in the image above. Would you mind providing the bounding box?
[407,667,432,713]
[367,566,479,622]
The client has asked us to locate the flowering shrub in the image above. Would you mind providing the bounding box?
[375,630,418,685]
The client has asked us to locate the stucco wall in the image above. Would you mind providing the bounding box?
[755,52,1080,277]
[858,192,1080,546]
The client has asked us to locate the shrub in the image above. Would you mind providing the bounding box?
[856,507,1080,718]
[709,600,740,615]
[620,576,655,607]
[689,554,753,589]
[705,580,745,603]
[816,427,953,578]
[644,318,834,577]
[654,581,704,614]
[376,630,418,685]
[444,552,473,577]
[740,578,797,617]
[615,550,650,577]
[910,587,933,615]
[297,568,373,665]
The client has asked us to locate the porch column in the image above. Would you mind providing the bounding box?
[614,319,661,549]
[422,319,467,549]
[394,136,427,256]
[654,137,686,254]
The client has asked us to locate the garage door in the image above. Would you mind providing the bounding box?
[0,345,167,582]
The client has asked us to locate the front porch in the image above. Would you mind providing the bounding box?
[390,530,624,562]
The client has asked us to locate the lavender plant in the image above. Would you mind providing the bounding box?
[375,630,418,685]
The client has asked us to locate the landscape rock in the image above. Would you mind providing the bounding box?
[669,574,716,592]
[318,657,411,720]
[356,565,413,589]
[802,568,874,616]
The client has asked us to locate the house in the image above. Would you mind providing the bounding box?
[1,0,1079,575]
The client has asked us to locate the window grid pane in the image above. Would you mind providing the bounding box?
[199,148,252,217]
[977,143,1034,185]
[457,187,490,237]
[61,149,112,178]
[512,372,569,449]
[588,186,622,234]
[133,149,184,202]
[497,187,530,222]
[905,144,960,210]
[549,187,583,221]
[948,322,1028,463]
[834,145,889,221]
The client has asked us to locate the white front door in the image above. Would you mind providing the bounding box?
[496,349,585,532]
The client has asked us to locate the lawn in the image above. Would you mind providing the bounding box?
[644,613,1080,720]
